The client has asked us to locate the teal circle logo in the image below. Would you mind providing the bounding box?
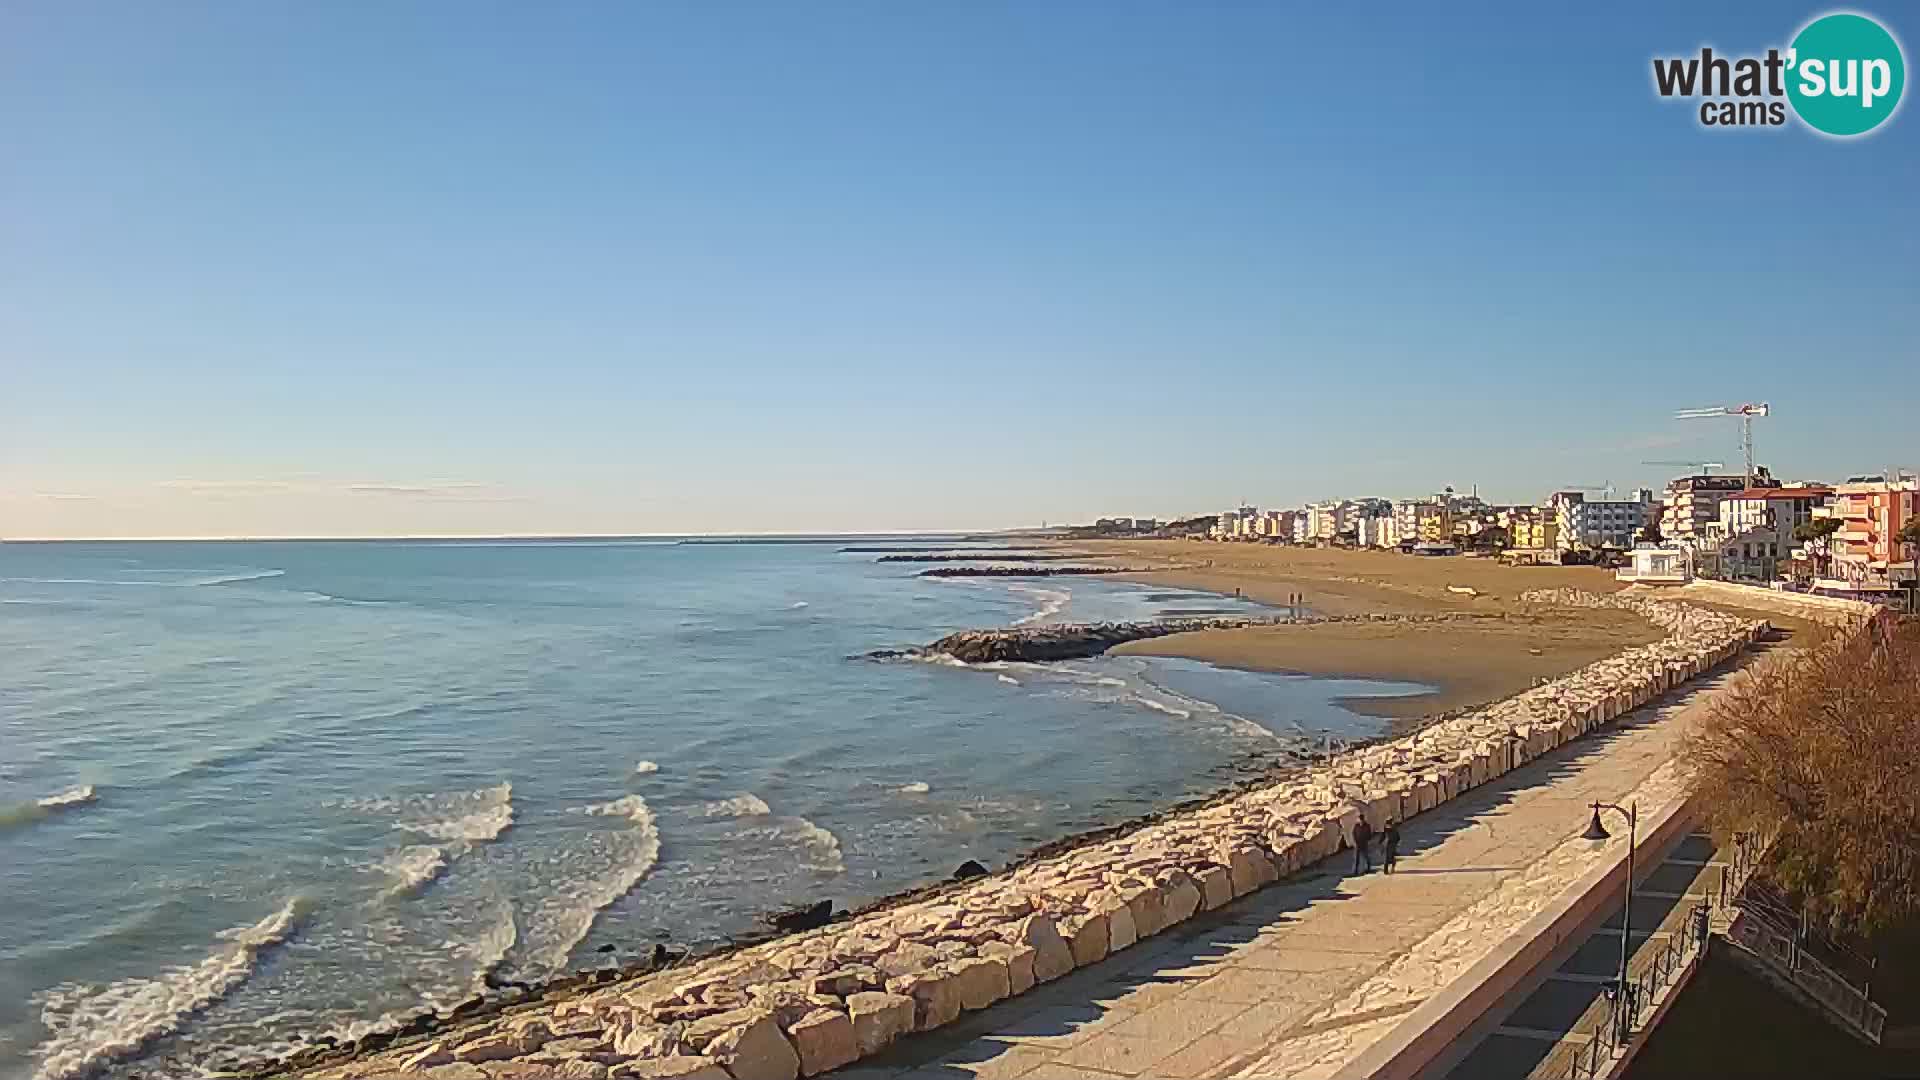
[1787,12,1905,136]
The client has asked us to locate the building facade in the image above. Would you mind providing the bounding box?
[1550,489,1656,551]
[1658,472,1763,549]
[1812,477,1920,598]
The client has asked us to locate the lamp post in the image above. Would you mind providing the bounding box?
[1583,800,1639,1044]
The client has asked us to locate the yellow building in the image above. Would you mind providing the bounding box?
[1509,512,1559,551]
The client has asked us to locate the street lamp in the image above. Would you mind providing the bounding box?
[1583,801,1639,1044]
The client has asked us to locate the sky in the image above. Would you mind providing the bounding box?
[3,2,1916,539]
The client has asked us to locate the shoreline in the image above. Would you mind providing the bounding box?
[269,588,1774,1080]
[1058,541,1662,724]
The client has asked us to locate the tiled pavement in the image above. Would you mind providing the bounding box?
[826,668,1744,1080]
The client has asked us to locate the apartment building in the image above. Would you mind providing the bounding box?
[1658,470,1765,549]
[1549,489,1656,551]
[1703,485,1831,581]
[1811,476,1920,598]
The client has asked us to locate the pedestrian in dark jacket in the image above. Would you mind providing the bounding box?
[1352,818,1375,874]
[1382,820,1402,874]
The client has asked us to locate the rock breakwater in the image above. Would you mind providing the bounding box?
[916,565,1152,578]
[866,613,1465,664]
[876,554,1081,563]
[282,592,1766,1080]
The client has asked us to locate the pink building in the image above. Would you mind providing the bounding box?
[1811,477,1920,600]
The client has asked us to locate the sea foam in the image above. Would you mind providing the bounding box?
[347,783,515,843]
[700,793,772,818]
[508,796,662,978]
[1007,584,1070,626]
[36,785,98,809]
[378,845,449,896]
[31,899,301,1080]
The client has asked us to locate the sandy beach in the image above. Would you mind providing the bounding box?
[1068,540,1663,723]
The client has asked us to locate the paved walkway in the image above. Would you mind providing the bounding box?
[829,666,1746,1080]
[1443,831,1725,1080]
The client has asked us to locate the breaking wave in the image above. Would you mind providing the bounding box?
[30,899,302,1080]
[899,781,931,795]
[787,818,845,873]
[377,845,449,896]
[1008,584,1070,626]
[345,783,515,843]
[37,785,98,809]
[634,760,660,775]
[700,793,772,818]
[1,786,98,831]
[508,796,662,979]
[194,569,287,587]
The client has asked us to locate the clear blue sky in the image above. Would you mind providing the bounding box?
[3,2,1915,537]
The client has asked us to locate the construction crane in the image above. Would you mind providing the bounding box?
[1642,460,1726,474]
[1675,403,1769,487]
[1560,482,1617,499]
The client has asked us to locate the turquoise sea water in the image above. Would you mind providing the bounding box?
[0,539,1424,1079]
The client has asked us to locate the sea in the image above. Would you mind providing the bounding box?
[0,539,1426,1079]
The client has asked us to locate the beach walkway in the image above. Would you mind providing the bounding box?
[827,664,1736,1080]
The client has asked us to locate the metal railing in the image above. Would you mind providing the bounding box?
[1712,830,1887,1044]
[1557,901,1713,1080]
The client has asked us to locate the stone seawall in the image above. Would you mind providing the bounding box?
[286,594,1767,1080]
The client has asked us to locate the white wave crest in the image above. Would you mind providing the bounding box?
[634,760,661,775]
[790,601,809,609]
[580,794,655,825]
[415,804,512,842]
[510,797,661,978]
[701,793,772,818]
[787,817,845,873]
[997,674,1020,686]
[31,899,301,1080]
[346,783,514,843]
[378,845,448,896]
[899,781,931,794]
[1133,696,1193,720]
[37,785,96,809]
[194,569,286,587]
[1007,584,1071,626]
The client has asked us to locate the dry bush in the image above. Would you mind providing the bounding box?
[1684,616,1920,938]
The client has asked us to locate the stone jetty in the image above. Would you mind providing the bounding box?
[916,565,1154,578]
[875,554,1080,563]
[867,617,1282,664]
[284,591,1767,1080]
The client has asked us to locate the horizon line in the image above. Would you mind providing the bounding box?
[0,527,1060,544]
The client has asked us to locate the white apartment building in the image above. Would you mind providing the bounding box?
[1304,500,1356,542]
[1702,485,1830,581]
[1550,489,1656,551]
[1657,471,1767,549]
[1355,514,1397,548]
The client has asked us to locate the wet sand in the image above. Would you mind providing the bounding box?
[1075,541,1662,724]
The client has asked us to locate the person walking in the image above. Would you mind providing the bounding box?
[1352,817,1374,874]
[1382,820,1402,874]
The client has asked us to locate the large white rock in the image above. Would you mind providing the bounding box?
[784,1009,858,1077]
[845,991,915,1056]
[1011,913,1076,983]
[946,955,1011,1010]
[706,1010,801,1080]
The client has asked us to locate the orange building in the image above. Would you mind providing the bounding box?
[1812,476,1920,600]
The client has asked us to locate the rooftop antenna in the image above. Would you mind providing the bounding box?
[1675,403,1769,487]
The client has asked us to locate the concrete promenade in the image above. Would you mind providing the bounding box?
[828,668,1735,1080]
